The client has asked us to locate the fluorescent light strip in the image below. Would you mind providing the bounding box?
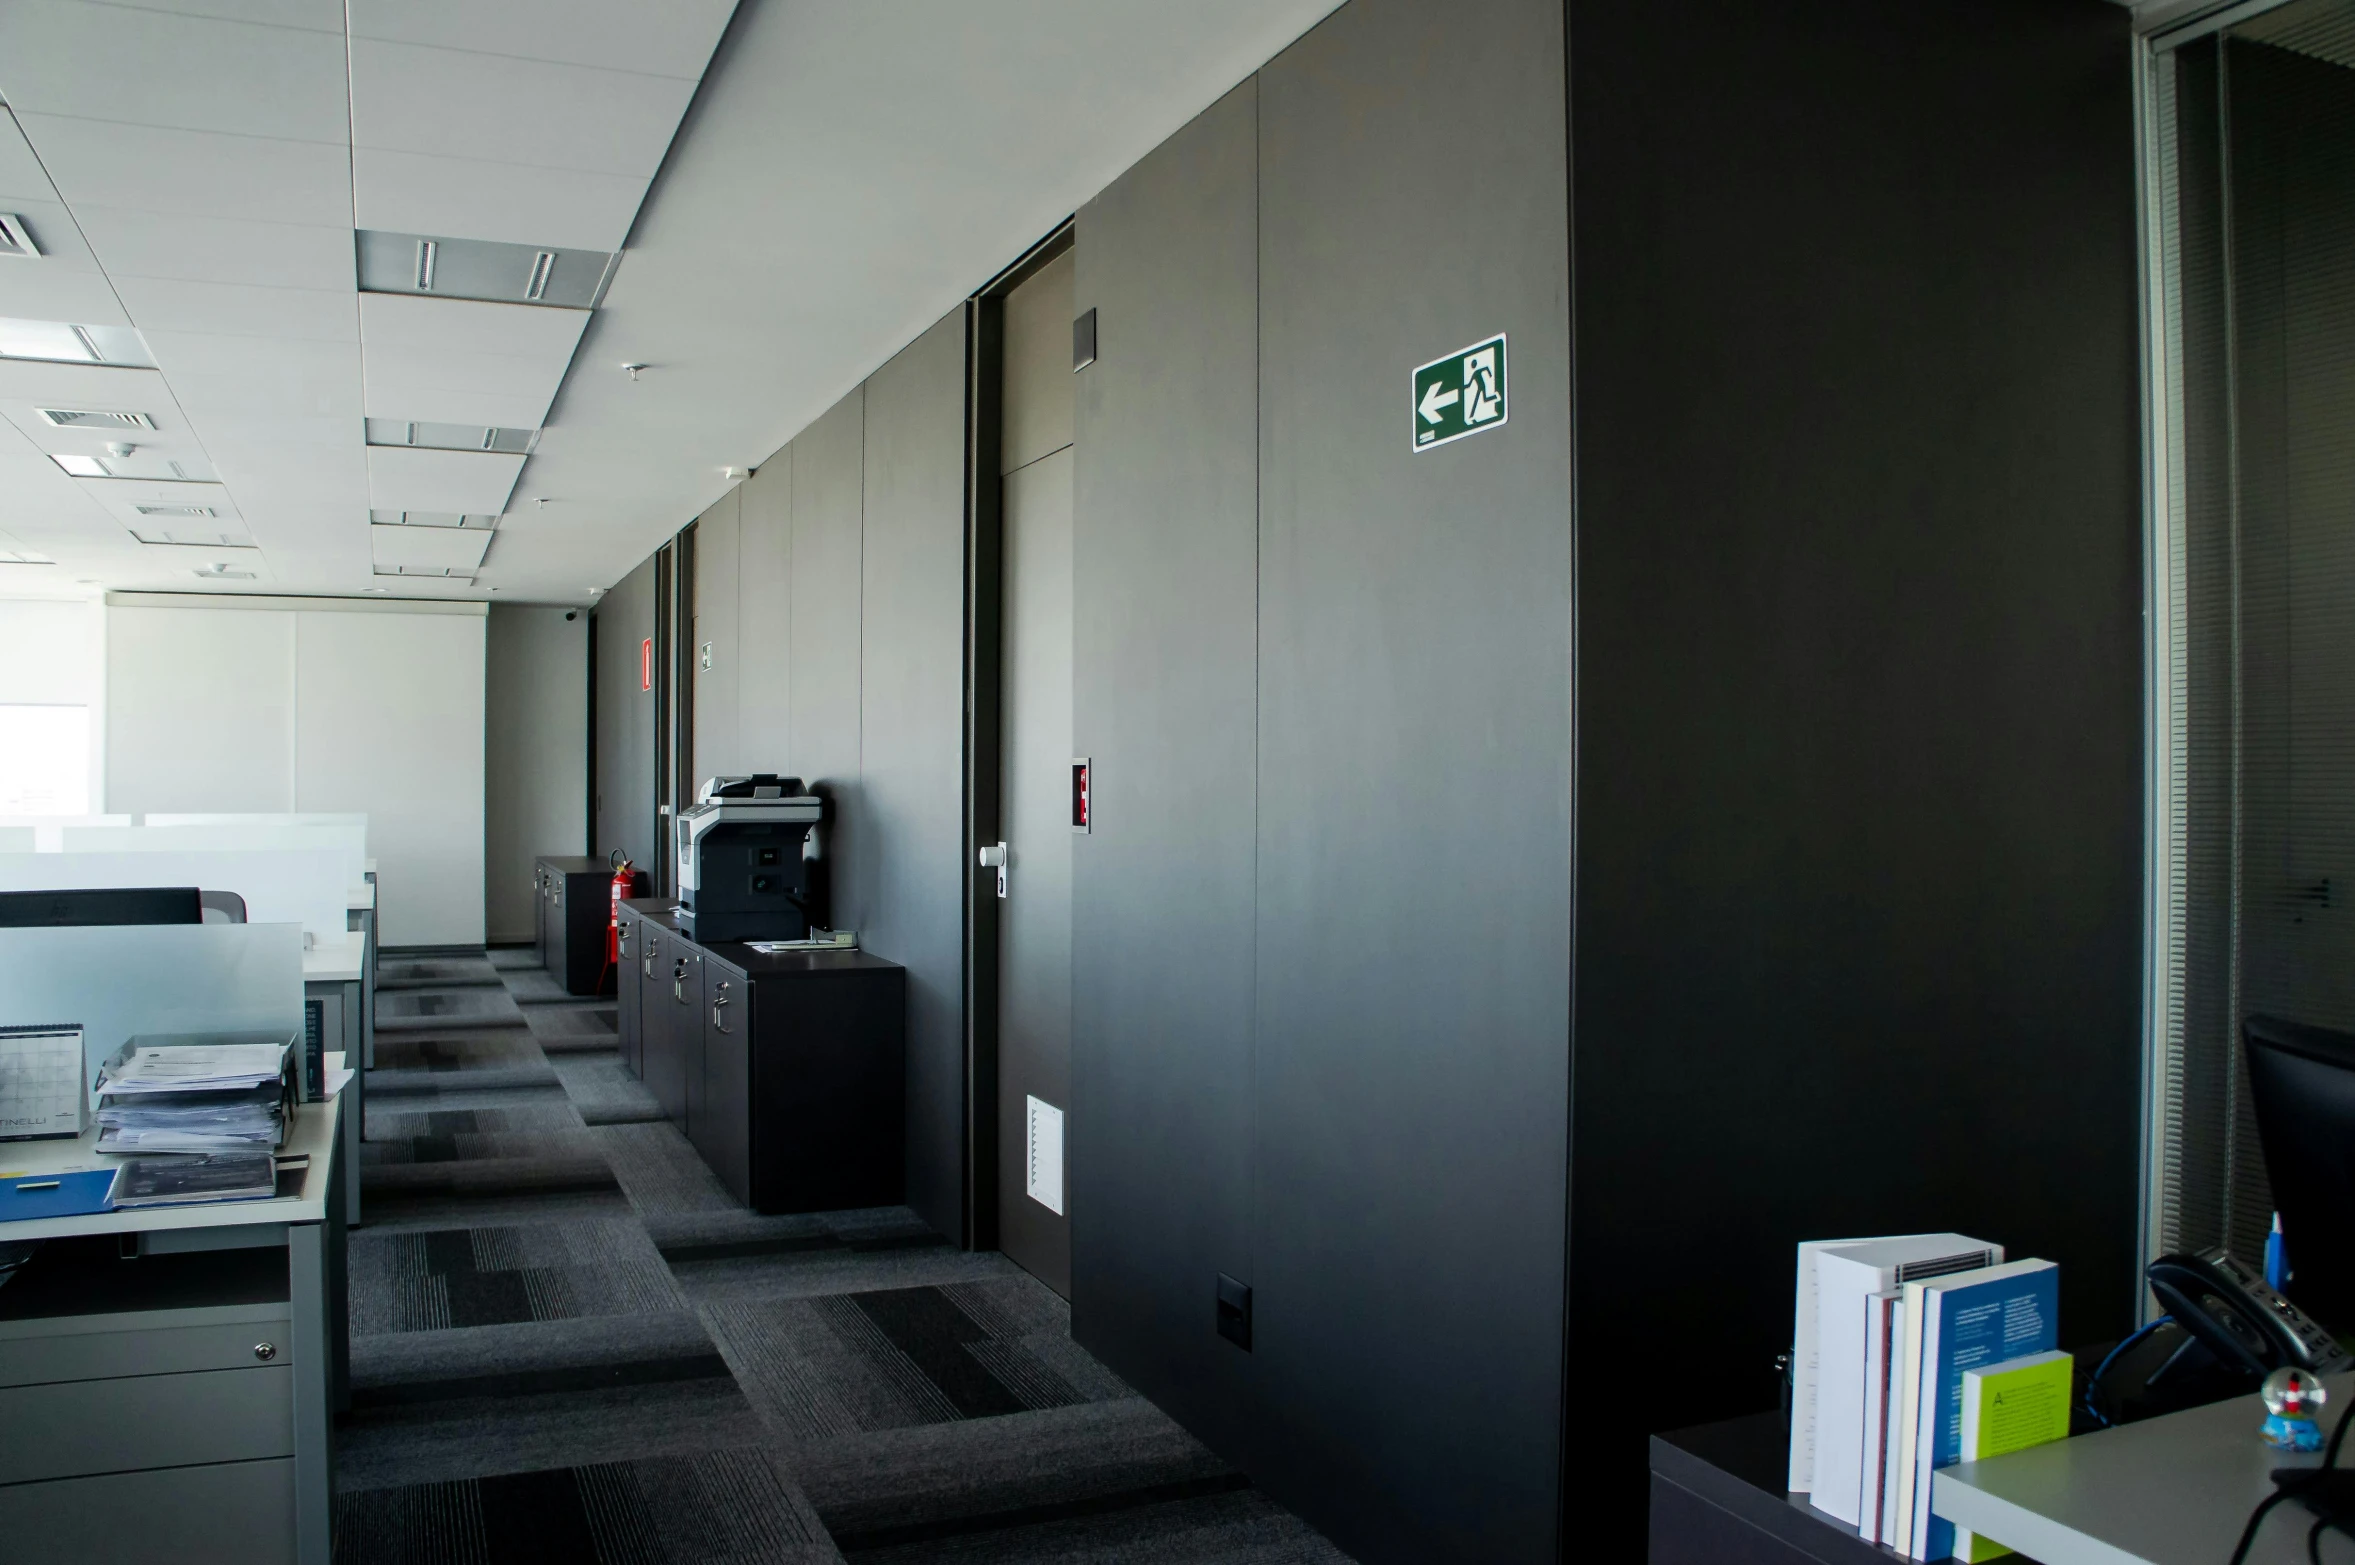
[526,251,555,301]
[70,326,102,363]
[415,239,437,291]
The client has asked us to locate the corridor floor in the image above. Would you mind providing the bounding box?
[331,946,1352,1565]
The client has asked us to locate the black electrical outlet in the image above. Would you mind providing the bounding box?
[1216,1273,1252,1351]
[756,847,780,866]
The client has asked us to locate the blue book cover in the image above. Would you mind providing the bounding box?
[1911,1259,2059,1560]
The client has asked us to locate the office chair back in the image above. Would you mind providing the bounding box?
[0,886,203,927]
[2244,1014,2355,1332]
[197,889,247,924]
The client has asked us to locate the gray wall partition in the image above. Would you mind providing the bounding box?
[1566,0,2142,1522]
[857,311,973,1240]
[691,487,743,781]
[592,553,659,879]
[484,605,589,943]
[1070,76,1263,1467]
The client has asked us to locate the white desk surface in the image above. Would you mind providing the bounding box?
[0,1094,341,1241]
[347,882,374,911]
[1933,1374,2351,1565]
[303,933,364,983]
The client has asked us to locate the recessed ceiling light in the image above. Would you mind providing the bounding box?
[0,318,155,367]
[50,454,105,478]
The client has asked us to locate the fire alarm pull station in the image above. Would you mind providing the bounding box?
[1071,758,1090,834]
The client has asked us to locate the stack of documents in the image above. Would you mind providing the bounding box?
[94,1043,290,1154]
[108,1150,277,1208]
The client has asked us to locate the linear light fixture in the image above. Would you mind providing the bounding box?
[415,238,437,291]
[133,504,216,518]
[50,453,105,477]
[525,250,555,301]
[0,318,156,367]
[362,418,536,454]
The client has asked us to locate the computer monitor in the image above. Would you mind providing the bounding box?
[0,886,204,928]
[2244,1014,2355,1331]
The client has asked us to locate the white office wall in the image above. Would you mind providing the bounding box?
[0,596,106,810]
[485,605,587,944]
[108,605,295,812]
[106,596,487,947]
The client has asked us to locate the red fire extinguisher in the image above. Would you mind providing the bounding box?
[606,850,636,972]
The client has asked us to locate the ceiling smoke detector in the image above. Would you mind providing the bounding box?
[105,441,136,459]
[621,362,646,382]
[38,408,154,431]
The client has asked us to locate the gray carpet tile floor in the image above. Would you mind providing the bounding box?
[338,952,1352,1565]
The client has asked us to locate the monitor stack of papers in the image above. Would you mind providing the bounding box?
[94,1041,292,1154]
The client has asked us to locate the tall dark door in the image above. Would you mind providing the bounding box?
[996,245,1075,1294]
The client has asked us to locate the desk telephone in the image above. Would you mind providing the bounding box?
[2091,1248,2352,1425]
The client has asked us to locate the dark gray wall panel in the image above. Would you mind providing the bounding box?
[737,453,793,766]
[1254,1,1571,1560]
[594,553,659,875]
[1068,78,1262,1465]
[1566,0,2141,1529]
[859,306,970,1237]
[790,389,867,918]
[693,487,743,781]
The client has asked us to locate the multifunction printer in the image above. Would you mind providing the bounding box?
[674,774,827,942]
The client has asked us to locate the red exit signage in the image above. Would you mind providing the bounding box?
[1071,757,1090,834]
[641,637,653,692]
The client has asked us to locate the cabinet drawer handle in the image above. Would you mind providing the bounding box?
[711,981,731,1033]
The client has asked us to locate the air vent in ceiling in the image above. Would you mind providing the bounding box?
[355,230,617,309]
[372,564,476,579]
[0,215,39,259]
[191,562,255,580]
[133,504,216,519]
[368,510,497,529]
[39,408,155,431]
[364,419,537,455]
[134,526,253,548]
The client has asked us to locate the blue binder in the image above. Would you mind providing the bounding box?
[0,1166,115,1221]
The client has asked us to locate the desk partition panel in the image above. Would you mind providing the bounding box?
[0,849,351,938]
[0,920,303,1079]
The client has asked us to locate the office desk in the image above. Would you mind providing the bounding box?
[304,936,364,1227]
[1934,1375,2353,1565]
[0,1095,346,1565]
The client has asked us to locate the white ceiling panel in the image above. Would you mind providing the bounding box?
[349,41,696,178]
[359,293,587,427]
[365,446,524,515]
[350,149,648,252]
[186,417,360,455]
[0,264,133,328]
[0,359,171,408]
[75,477,239,525]
[74,208,354,291]
[346,0,735,79]
[17,116,353,227]
[0,2,350,143]
[371,521,491,573]
[0,111,58,206]
[102,1,343,32]
[146,332,362,420]
[112,277,357,344]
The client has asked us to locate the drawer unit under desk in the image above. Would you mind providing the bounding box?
[0,1300,297,1484]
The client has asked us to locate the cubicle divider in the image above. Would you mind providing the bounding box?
[0,920,303,1080]
[0,849,350,939]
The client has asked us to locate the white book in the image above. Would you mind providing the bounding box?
[1790,1238,1869,1492]
[1891,1278,1933,1556]
[1859,1289,1897,1541]
[1878,1293,1911,1545]
[1808,1235,2000,1526]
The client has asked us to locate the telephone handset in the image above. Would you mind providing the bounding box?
[2146,1248,2352,1377]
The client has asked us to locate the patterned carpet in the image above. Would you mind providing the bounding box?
[336,944,1351,1564]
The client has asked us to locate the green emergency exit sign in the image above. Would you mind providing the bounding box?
[1411,333,1508,452]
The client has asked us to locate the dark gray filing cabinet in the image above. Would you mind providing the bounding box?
[696,945,905,1213]
[533,856,616,996]
[616,898,677,1078]
[646,934,704,1131]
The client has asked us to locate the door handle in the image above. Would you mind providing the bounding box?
[978,841,1008,899]
[711,980,732,1033]
[672,958,689,1002]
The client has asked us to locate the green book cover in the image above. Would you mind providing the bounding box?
[1954,1350,2073,1561]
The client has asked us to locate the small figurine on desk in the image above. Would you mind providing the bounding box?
[2260,1365,2328,1452]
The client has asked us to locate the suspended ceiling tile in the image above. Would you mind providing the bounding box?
[0,266,135,329]
[366,445,525,515]
[112,277,358,344]
[370,520,492,573]
[351,149,648,252]
[74,208,355,291]
[115,1,345,32]
[0,359,172,408]
[145,332,363,420]
[0,111,57,206]
[191,417,362,456]
[349,40,697,178]
[17,116,353,227]
[74,477,240,525]
[0,1,350,144]
[346,0,736,79]
[359,292,587,429]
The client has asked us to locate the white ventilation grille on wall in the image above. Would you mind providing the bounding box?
[1026,1096,1065,1216]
